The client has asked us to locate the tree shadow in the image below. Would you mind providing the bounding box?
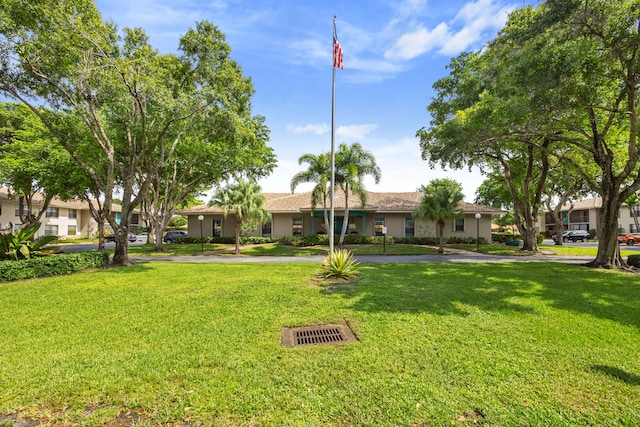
[591,365,640,386]
[335,262,640,330]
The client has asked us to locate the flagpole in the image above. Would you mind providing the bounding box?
[329,16,337,256]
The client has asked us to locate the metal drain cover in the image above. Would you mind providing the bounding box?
[281,323,358,348]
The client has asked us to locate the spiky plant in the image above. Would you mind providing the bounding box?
[320,249,360,280]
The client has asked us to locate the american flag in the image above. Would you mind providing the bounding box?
[333,22,343,69]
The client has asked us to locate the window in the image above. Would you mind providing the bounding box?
[131,213,139,224]
[292,217,303,236]
[14,206,29,217]
[67,225,77,236]
[44,225,58,236]
[405,218,415,237]
[45,207,59,218]
[262,221,271,237]
[68,209,77,219]
[213,218,222,237]
[454,217,465,232]
[374,217,385,236]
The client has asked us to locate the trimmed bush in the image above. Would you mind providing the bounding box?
[628,254,640,268]
[0,252,109,283]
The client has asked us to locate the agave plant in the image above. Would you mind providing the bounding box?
[320,249,360,280]
[0,223,57,261]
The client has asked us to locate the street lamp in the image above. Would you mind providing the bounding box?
[475,213,481,251]
[197,214,204,253]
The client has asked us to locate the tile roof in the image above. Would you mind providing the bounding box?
[177,190,505,215]
[0,187,123,212]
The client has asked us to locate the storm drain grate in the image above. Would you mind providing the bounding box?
[281,323,358,348]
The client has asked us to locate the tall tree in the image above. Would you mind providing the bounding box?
[0,103,80,231]
[334,142,381,246]
[1,2,273,265]
[419,1,640,267]
[290,152,332,233]
[209,178,270,255]
[413,178,464,254]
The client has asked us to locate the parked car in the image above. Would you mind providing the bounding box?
[617,233,636,245]
[163,230,187,243]
[104,232,137,243]
[552,230,590,242]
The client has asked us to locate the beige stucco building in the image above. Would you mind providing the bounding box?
[0,187,141,239]
[178,190,503,241]
[539,197,640,236]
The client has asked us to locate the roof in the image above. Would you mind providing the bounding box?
[177,190,505,216]
[0,187,123,212]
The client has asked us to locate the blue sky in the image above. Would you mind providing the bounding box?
[94,0,532,201]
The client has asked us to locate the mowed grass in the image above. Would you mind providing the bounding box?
[1,262,640,426]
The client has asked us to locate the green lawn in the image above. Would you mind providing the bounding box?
[1,262,639,426]
[123,242,440,257]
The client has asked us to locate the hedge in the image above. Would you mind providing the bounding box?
[628,254,640,268]
[0,252,110,283]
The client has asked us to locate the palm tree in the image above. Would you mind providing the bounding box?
[290,152,331,232]
[624,193,640,232]
[413,178,464,254]
[209,178,270,255]
[334,142,381,246]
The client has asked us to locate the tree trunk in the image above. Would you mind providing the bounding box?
[588,192,625,268]
[338,191,350,246]
[234,218,241,255]
[111,228,132,266]
[437,219,445,254]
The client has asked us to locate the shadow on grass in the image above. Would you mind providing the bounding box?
[591,365,640,385]
[337,263,640,330]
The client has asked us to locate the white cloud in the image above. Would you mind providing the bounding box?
[286,123,330,135]
[384,23,449,60]
[336,124,378,139]
[385,0,517,60]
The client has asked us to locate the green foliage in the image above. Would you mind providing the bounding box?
[210,178,271,255]
[0,251,109,282]
[320,249,360,280]
[627,254,640,268]
[168,216,188,228]
[0,224,56,260]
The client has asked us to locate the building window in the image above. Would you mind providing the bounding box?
[68,209,77,219]
[374,217,385,236]
[44,225,58,236]
[405,218,415,237]
[212,218,222,237]
[292,217,303,236]
[454,217,465,232]
[45,207,59,218]
[262,221,271,237]
[67,225,77,236]
[14,206,29,217]
[131,213,139,224]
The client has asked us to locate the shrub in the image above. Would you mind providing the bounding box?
[0,224,57,260]
[0,252,109,283]
[492,233,521,244]
[628,254,640,268]
[319,249,360,280]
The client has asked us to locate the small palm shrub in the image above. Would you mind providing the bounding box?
[320,249,360,280]
[0,224,56,261]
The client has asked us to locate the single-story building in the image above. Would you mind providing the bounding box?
[538,197,640,235]
[177,190,504,241]
[0,187,142,239]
